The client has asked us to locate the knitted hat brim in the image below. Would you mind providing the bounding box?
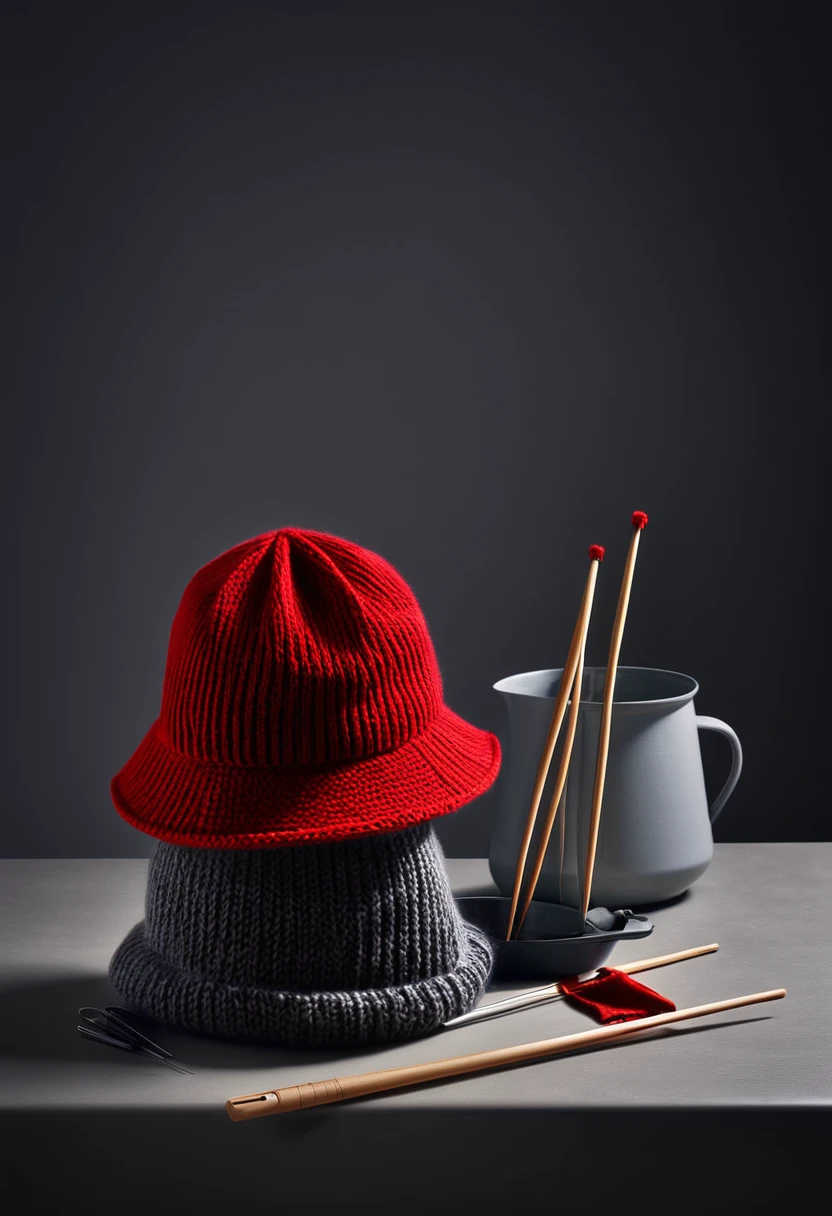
[111,704,500,848]
[110,918,493,1047]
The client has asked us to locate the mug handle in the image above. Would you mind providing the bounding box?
[695,716,743,823]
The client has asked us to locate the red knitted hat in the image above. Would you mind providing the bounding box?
[111,528,501,848]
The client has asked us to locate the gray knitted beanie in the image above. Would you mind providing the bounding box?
[109,821,492,1047]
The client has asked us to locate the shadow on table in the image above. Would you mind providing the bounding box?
[0,971,775,1081]
[0,973,380,1071]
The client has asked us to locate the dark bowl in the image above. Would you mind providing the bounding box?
[457,895,654,981]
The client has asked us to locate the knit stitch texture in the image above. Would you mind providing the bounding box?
[111,528,500,847]
[109,822,493,1047]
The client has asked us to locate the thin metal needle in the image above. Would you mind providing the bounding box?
[444,972,597,1028]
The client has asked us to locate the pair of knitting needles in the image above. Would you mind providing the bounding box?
[226,980,786,1120]
[504,511,649,940]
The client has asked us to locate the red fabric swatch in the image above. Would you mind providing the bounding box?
[560,968,676,1024]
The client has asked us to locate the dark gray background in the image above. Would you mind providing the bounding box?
[5,1,828,858]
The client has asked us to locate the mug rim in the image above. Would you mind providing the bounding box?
[493,665,700,708]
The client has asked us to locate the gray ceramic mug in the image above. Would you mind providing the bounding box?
[488,667,742,909]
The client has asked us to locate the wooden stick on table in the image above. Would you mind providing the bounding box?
[579,512,648,924]
[227,985,785,1120]
[504,544,605,941]
[443,942,720,1028]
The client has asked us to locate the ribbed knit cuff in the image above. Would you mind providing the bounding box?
[109,823,493,1047]
[110,918,492,1047]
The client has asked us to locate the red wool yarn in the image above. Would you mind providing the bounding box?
[111,529,501,849]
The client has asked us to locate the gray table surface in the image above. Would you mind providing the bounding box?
[2,845,830,1214]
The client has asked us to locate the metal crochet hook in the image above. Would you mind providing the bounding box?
[77,1006,193,1074]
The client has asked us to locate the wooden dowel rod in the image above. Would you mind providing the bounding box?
[580,513,647,922]
[505,547,603,940]
[443,942,720,1027]
[514,627,587,936]
[619,942,720,975]
[557,771,567,904]
[227,987,785,1120]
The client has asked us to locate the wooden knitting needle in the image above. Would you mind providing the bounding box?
[443,942,719,1028]
[504,545,605,941]
[513,549,602,936]
[579,511,648,924]
[226,986,785,1120]
[556,774,567,903]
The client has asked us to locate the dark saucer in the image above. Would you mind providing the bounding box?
[456,895,653,981]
